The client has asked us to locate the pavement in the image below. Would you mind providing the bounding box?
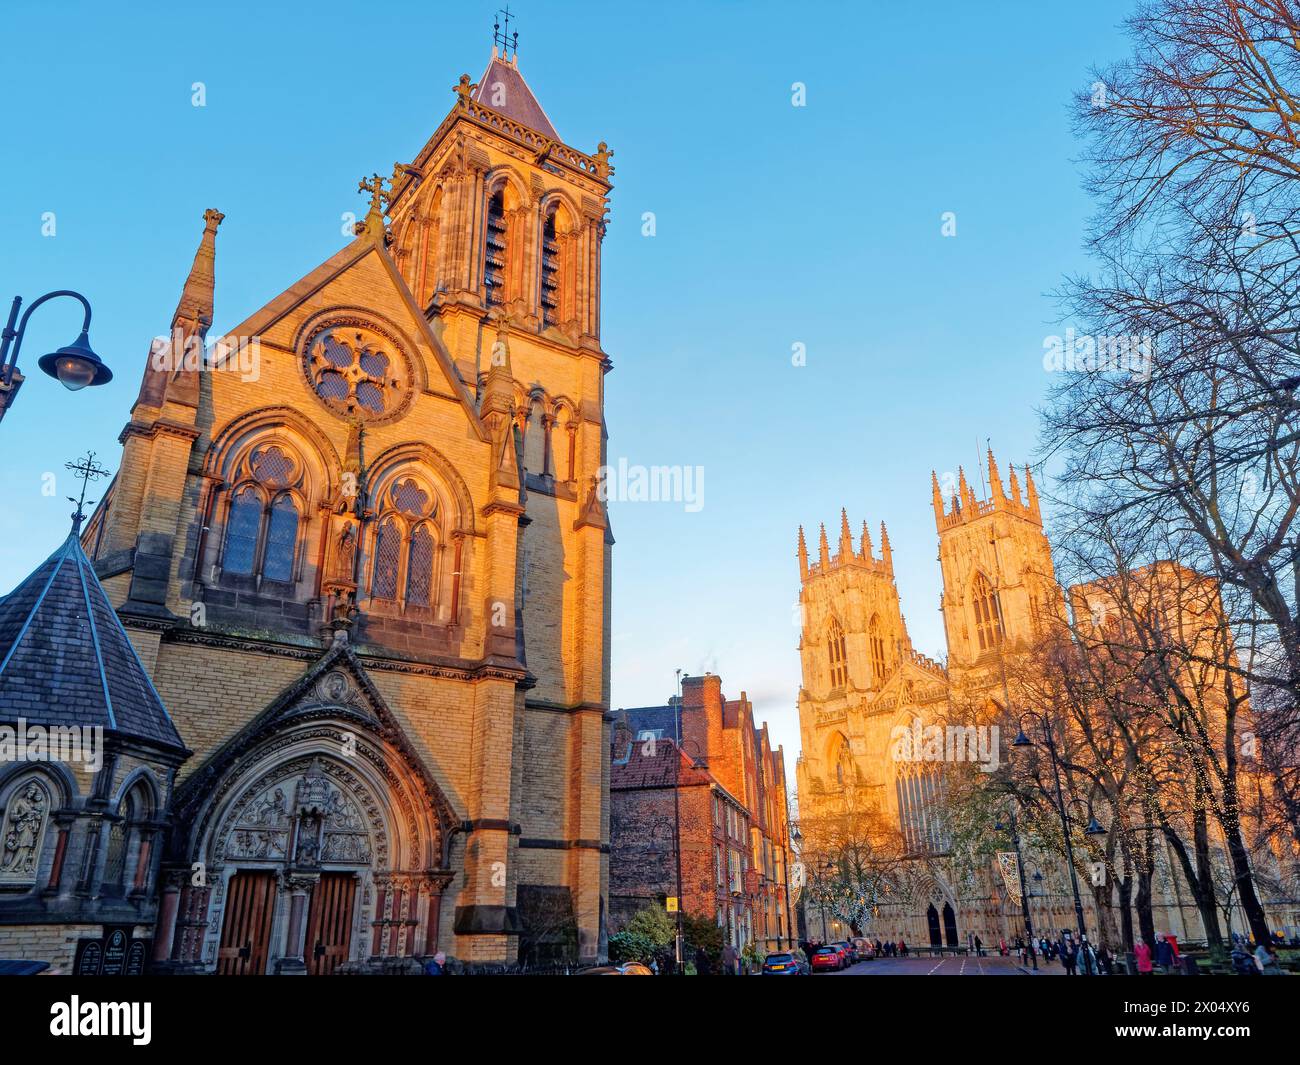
[822,954,1068,975]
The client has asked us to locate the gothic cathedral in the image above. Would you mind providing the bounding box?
[71,44,615,971]
[795,454,1083,945]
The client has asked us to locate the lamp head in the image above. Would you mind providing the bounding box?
[38,329,111,391]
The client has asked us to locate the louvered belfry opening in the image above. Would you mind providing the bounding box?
[540,208,560,327]
[484,188,507,306]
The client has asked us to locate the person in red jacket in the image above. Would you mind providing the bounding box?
[1134,940,1154,974]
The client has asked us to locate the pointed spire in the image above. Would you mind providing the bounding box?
[859,520,873,561]
[1008,464,1023,507]
[818,523,830,568]
[797,525,809,580]
[1025,465,1041,520]
[880,521,893,573]
[173,208,223,332]
[957,466,971,511]
[987,446,1005,502]
[932,471,945,523]
[838,508,853,559]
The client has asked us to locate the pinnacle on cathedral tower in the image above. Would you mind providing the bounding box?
[859,520,873,561]
[932,470,944,522]
[838,509,853,559]
[797,525,809,580]
[987,446,1005,502]
[880,520,893,573]
[818,523,830,568]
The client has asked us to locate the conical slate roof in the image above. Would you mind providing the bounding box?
[0,532,185,751]
[473,54,560,140]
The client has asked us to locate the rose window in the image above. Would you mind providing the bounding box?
[303,322,412,422]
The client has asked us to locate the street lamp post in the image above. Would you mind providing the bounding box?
[1012,713,1106,944]
[0,290,112,424]
[997,804,1038,970]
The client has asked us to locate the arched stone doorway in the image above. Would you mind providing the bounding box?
[926,904,941,948]
[162,660,457,974]
[943,902,959,947]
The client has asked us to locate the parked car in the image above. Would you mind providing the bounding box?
[762,949,810,975]
[851,937,876,959]
[577,961,655,975]
[833,941,857,965]
[810,945,843,972]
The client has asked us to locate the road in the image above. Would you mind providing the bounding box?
[821,955,1057,975]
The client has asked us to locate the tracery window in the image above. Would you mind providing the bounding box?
[869,614,887,683]
[221,445,301,584]
[972,573,1004,651]
[827,618,848,689]
[367,474,440,611]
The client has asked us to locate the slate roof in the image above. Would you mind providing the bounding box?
[611,736,713,790]
[473,55,560,140]
[0,532,185,752]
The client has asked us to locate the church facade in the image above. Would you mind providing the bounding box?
[793,453,1262,949]
[49,44,615,972]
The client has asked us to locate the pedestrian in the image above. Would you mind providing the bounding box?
[1155,935,1174,972]
[1079,936,1096,976]
[1096,944,1112,975]
[422,950,446,975]
[695,946,712,976]
[1134,939,1153,975]
[1255,942,1284,975]
[1060,936,1078,976]
[898,938,907,957]
[974,934,984,957]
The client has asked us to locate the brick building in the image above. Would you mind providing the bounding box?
[1,34,617,973]
[609,674,794,956]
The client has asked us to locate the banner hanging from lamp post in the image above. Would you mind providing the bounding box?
[997,852,1022,904]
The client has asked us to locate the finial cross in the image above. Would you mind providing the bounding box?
[66,450,109,534]
[494,6,519,59]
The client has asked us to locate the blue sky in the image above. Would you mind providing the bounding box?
[0,0,1136,777]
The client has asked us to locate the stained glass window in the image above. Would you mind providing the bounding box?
[262,495,299,583]
[406,525,434,607]
[372,519,401,600]
[224,487,262,576]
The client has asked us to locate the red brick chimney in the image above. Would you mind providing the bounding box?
[680,673,723,768]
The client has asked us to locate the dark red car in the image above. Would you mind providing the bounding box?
[810,945,843,971]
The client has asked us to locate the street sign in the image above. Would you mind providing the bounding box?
[666,896,679,912]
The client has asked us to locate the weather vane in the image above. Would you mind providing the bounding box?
[66,451,109,534]
[494,5,519,60]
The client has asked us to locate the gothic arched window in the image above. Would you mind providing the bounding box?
[223,486,262,576]
[371,518,401,601]
[484,187,507,306]
[869,615,887,683]
[406,524,435,607]
[220,444,304,585]
[262,495,300,583]
[972,573,1004,652]
[540,207,560,327]
[366,473,441,612]
[827,619,848,689]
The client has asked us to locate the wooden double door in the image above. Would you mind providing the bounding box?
[216,870,357,975]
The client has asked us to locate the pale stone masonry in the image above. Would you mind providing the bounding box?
[61,42,615,971]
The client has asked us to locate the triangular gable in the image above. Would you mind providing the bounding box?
[173,638,458,830]
[212,236,488,443]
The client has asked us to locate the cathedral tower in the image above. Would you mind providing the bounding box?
[934,450,1056,677]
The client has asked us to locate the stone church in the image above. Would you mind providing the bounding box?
[793,452,1273,949]
[1,40,615,973]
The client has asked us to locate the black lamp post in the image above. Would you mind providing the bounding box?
[1012,712,1106,945]
[995,804,1038,970]
[0,290,111,424]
